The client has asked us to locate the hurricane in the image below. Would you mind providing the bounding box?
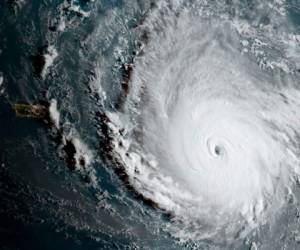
[104,0,300,243]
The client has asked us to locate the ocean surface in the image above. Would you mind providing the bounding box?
[0,1,300,249]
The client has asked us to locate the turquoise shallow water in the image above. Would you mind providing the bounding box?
[0,1,300,249]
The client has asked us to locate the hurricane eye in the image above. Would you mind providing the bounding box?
[214,145,223,156]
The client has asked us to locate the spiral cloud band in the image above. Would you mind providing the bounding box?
[107,2,300,243]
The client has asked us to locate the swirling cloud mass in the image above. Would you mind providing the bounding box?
[107,1,300,243]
